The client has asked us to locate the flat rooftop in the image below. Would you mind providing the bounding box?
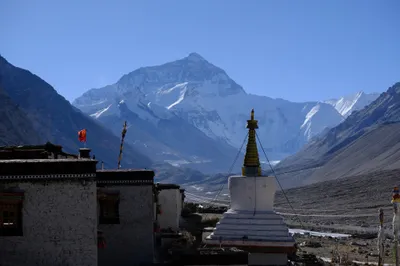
[0,158,97,177]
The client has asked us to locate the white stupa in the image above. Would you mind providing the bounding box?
[204,109,296,266]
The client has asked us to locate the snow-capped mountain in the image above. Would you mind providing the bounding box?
[325,91,380,117]
[275,83,398,189]
[300,102,344,141]
[72,53,372,173]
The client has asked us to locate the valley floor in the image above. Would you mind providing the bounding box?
[199,213,392,265]
[186,169,400,264]
[275,169,400,264]
[275,169,400,232]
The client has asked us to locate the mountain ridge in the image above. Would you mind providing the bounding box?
[275,82,400,188]
[73,53,379,173]
[0,54,214,184]
[324,91,380,117]
[0,55,152,169]
[0,52,387,187]
[0,85,43,146]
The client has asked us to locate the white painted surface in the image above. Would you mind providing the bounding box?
[229,175,276,211]
[393,208,400,238]
[205,175,295,252]
[158,189,180,231]
[289,229,351,238]
[177,190,184,213]
[98,186,154,266]
[177,190,185,226]
[0,181,97,266]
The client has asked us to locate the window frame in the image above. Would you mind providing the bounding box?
[98,189,120,224]
[0,189,24,236]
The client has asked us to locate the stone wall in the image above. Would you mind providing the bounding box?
[0,180,97,266]
[177,190,184,215]
[158,188,179,231]
[98,185,154,266]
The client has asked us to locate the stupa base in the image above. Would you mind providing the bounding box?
[248,252,287,266]
[204,209,295,265]
[204,210,295,243]
[203,239,295,252]
[203,241,293,266]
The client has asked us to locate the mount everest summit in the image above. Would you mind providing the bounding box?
[73,53,379,173]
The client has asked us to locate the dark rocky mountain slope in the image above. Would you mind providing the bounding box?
[0,55,152,169]
[0,86,42,146]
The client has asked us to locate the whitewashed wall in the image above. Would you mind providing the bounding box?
[0,181,97,266]
[158,188,180,231]
[177,191,182,214]
[98,185,154,266]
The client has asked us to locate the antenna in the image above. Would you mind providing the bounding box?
[117,121,128,169]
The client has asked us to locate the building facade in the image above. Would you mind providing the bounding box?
[0,159,98,266]
[97,169,155,266]
[0,145,161,266]
[156,183,182,232]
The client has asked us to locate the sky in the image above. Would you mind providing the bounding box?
[1,0,399,103]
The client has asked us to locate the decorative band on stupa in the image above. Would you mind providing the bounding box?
[242,109,262,177]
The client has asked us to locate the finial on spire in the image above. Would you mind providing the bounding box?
[246,109,258,130]
[242,109,261,177]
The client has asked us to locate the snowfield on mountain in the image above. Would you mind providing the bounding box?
[73,53,379,173]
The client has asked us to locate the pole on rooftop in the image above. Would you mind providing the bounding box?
[117,121,127,169]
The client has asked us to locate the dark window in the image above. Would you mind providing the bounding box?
[0,190,24,236]
[98,190,120,224]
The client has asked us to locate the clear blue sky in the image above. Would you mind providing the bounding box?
[1,0,399,102]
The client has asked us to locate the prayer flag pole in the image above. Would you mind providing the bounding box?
[78,129,87,149]
[117,121,128,169]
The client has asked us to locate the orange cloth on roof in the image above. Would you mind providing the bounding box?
[78,129,87,142]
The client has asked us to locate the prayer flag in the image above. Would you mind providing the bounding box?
[78,129,87,142]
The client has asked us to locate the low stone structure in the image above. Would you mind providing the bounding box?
[0,158,98,266]
[97,169,155,266]
[179,188,185,214]
[170,248,248,265]
[156,183,182,231]
[0,144,162,266]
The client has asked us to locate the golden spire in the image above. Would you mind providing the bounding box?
[242,109,262,176]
